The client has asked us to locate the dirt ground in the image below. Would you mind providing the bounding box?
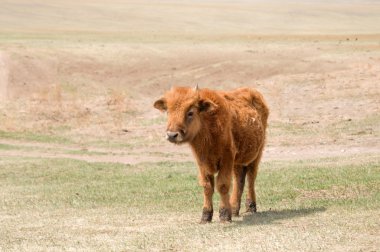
[0,0,379,251]
[1,1,379,159]
[0,35,379,163]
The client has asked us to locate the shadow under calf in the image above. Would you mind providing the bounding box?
[236,207,326,226]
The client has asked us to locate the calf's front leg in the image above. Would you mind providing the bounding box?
[199,174,214,223]
[216,159,233,222]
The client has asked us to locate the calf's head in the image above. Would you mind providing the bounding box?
[153,86,217,144]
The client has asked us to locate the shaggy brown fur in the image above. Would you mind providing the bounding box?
[154,86,269,223]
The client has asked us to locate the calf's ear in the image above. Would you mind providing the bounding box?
[154,98,167,112]
[199,99,217,113]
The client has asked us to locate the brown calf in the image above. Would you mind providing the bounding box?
[154,86,269,223]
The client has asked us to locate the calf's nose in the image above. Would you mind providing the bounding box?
[166,131,179,142]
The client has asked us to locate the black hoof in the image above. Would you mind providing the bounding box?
[246,200,257,213]
[200,208,213,223]
[219,208,232,222]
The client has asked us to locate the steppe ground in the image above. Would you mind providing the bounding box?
[0,0,379,251]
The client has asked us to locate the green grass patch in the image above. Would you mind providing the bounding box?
[0,143,22,151]
[0,156,378,215]
[0,159,200,213]
[0,130,72,144]
[260,157,379,210]
[63,149,109,156]
[86,134,166,149]
[0,142,108,156]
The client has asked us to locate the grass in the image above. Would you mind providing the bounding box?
[0,130,72,145]
[64,149,109,156]
[137,115,167,127]
[0,143,22,151]
[85,133,166,150]
[0,141,111,157]
[0,159,199,212]
[0,156,379,250]
[261,158,379,210]
[0,130,157,150]
[268,113,380,146]
[327,114,380,139]
[1,156,378,212]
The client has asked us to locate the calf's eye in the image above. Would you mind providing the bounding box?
[187,111,194,118]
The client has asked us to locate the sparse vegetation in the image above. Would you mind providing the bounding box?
[0,130,72,144]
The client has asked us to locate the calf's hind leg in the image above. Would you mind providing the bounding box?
[230,165,248,216]
[246,152,262,213]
